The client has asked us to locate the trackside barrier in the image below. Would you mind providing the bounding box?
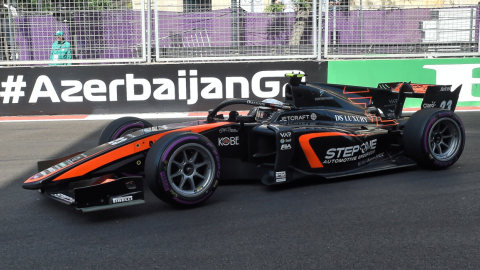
[0,1,479,65]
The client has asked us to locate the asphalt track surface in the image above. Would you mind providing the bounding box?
[1,112,480,269]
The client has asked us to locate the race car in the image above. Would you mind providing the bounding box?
[22,74,465,212]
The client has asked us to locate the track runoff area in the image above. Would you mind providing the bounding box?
[0,107,480,122]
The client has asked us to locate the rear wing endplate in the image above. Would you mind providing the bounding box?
[378,82,461,118]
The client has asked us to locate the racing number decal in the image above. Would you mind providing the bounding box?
[440,100,453,110]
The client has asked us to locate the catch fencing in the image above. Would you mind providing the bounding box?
[0,0,478,65]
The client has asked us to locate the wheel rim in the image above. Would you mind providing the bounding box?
[166,143,215,198]
[428,118,462,161]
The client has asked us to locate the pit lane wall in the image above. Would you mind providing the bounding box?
[0,62,325,116]
[327,58,480,108]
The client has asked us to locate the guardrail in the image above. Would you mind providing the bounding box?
[0,0,478,66]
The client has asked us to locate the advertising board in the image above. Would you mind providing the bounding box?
[328,58,480,108]
[0,61,326,116]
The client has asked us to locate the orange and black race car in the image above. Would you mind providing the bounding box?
[23,74,465,212]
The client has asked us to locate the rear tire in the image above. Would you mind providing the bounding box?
[403,108,465,169]
[98,117,152,145]
[145,132,220,207]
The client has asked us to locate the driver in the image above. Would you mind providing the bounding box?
[251,99,284,122]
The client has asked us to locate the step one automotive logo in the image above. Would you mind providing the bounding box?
[218,136,239,146]
[324,139,377,164]
[0,70,305,105]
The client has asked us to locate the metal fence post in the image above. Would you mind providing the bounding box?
[155,0,159,61]
[323,0,329,58]
[147,0,152,63]
[317,0,322,60]
[360,0,363,44]
[141,0,146,62]
[313,0,317,57]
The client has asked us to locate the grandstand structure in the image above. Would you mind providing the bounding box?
[0,0,478,65]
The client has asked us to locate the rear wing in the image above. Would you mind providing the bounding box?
[378,82,461,118]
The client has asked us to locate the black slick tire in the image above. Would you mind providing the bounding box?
[145,132,220,207]
[403,108,465,169]
[98,117,152,145]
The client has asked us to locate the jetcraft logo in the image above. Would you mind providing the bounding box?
[0,70,305,105]
[424,64,480,102]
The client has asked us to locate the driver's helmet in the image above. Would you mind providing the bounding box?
[255,99,284,122]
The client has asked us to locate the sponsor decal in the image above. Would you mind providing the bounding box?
[316,90,333,100]
[170,190,178,197]
[246,100,265,106]
[315,96,333,101]
[358,152,385,166]
[280,115,314,121]
[281,144,292,150]
[440,86,451,92]
[280,138,292,144]
[108,137,128,145]
[29,153,88,180]
[207,142,221,179]
[275,171,286,182]
[218,136,239,146]
[278,121,318,126]
[310,113,317,120]
[219,127,238,133]
[112,195,133,204]
[389,99,397,104]
[334,115,368,122]
[51,193,75,203]
[323,139,377,164]
[314,90,333,101]
[422,101,436,108]
[160,171,170,191]
[69,153,87,163]
[439,100,453,110]
[280,132,291,138]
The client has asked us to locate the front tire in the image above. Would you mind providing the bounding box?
[403,108,465,169]
[145,132,220,207]
[98,117,152,145]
